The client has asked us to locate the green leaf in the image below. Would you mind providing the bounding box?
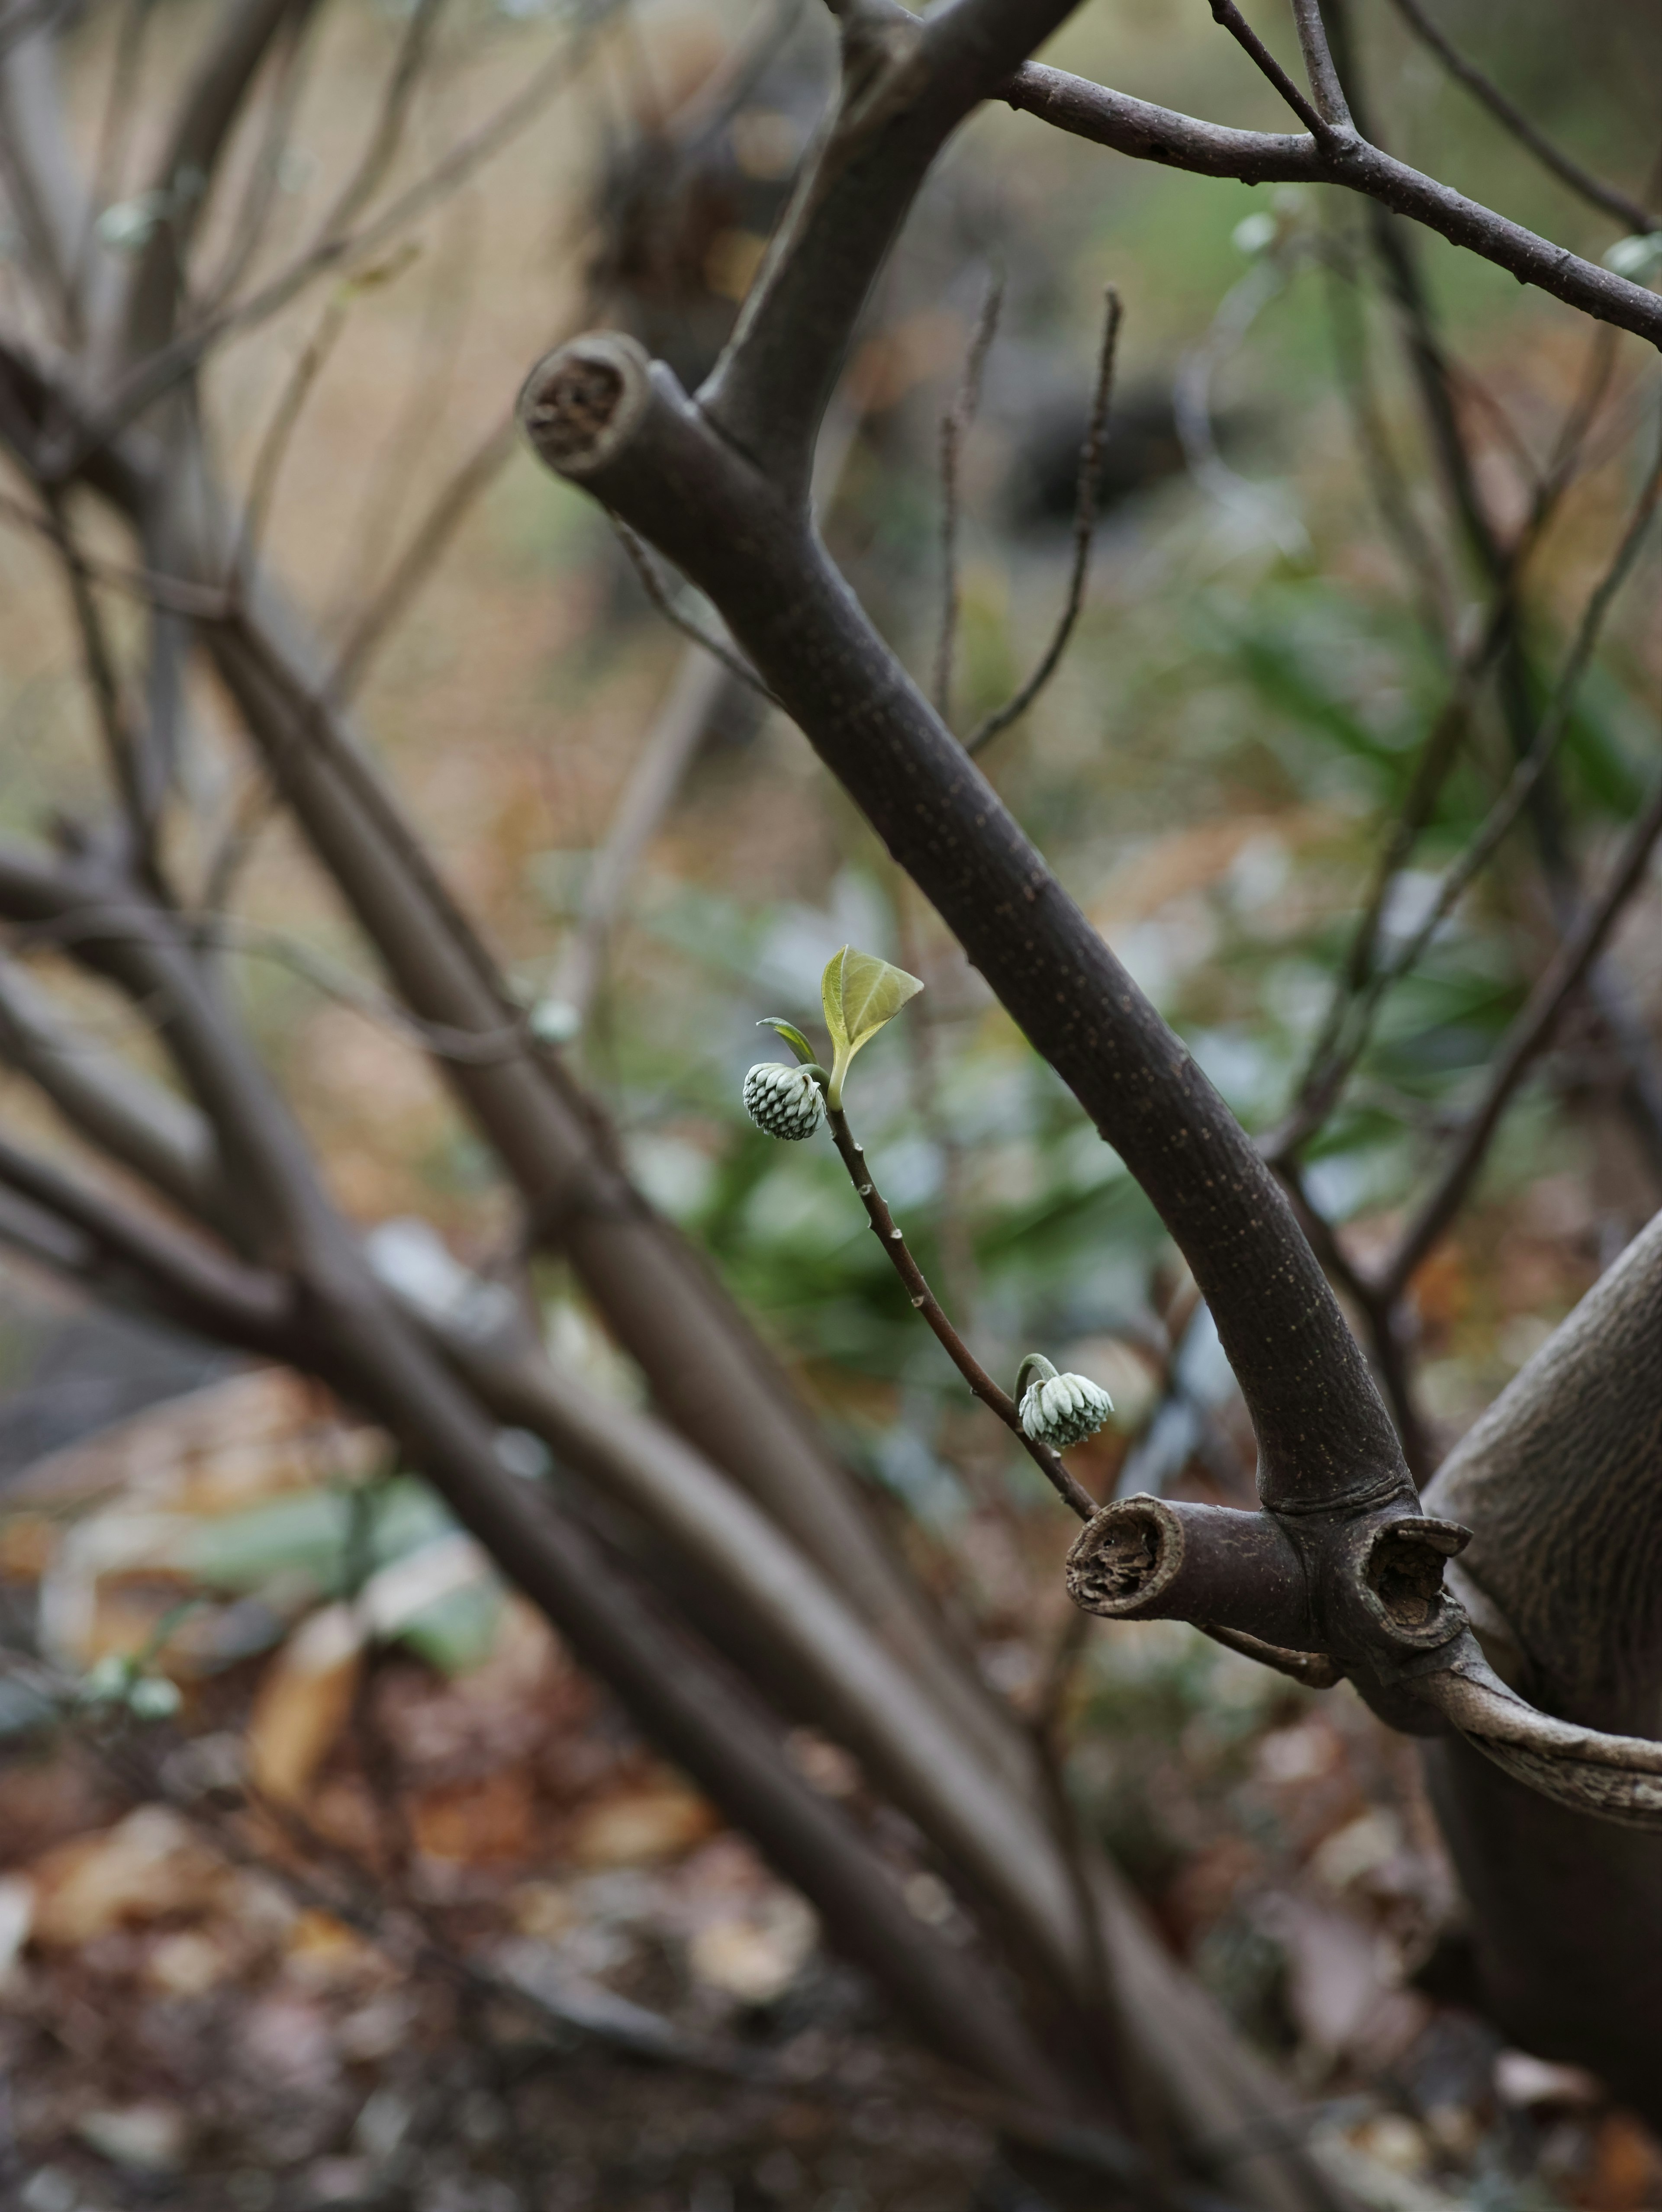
[820,945,922,1105]
[757,1016,818,1066]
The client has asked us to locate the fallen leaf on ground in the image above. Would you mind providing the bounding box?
[29,1806,225,1946]
[567,1780,720,1868]
[246,1602,365,1805]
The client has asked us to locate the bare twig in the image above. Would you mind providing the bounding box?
[612,519,778,701]
[47,18,600,478]
[313,0,451,241]
[1206,0,1332,141]
[823,1102,1097,1521]
[1001,66,1662,347]
[8,897,535,1067]
[545,650,738,1032]
[327,411,518,702]
[1382,768,1662,1298]
[1321,240,1452,644]
[1382,0,1655,238]
[0,487,227,615]
[196,0,322,312]
[231,293,350,586]
[117,0,316,364]
[933,269,1003,721]
[40,492,161,868]
[967,285,1122,755]
[1272,423,1662,1162]
[67,0,157,310]
[1286,0,1351,131]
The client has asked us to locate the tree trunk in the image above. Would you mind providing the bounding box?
[1422,1209,1662,2118]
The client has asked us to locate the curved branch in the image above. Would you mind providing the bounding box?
[1001,66,1662,348]
[1415,1652,1662,1830]
[701,0,1085,492]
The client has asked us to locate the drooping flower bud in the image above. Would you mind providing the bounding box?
[742,1061,825,1141]
[1017,1357,1112,1449]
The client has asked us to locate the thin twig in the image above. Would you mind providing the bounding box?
[67,0,156,309]
[314,0,451,242]
[1206,0,1332,141]
[1287,0,1352,130]
[548,651,737,1032]
[40,492,161,871]
[1321,238,1452,646]
[197,1,322,312]
[1382,766,1662,1297]
[45,15,603,478]
[932,269,1003,721]
[232,293,351,587]
[1272,418,1662,1160]
[612,519,778,702]
[1000,64,1662,348]
[1382,0,1655,238]
[0,488,230,617]
[327,412,518,702]
[824,1103,1096,1521]
[967,286,1122,756]
[12,900,534,1067]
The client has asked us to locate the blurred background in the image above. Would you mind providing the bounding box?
[0,0,1660,2205]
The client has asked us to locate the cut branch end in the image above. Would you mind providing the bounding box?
[519,333,654,479]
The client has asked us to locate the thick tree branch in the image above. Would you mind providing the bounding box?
[701,0,1084,492]
[523,336,1411,1531]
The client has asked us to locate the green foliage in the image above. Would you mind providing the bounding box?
[821,944,923,1106]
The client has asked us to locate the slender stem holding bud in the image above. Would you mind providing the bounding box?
[824,1105,1095,1521]
[1015,1353,1060,1401]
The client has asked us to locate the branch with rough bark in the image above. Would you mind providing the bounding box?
[515,0,1662,1822]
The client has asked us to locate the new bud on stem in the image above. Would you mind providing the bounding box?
[1016,1354,1113,1449]
[742,1062,825,1141]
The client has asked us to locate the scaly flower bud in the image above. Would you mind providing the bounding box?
[742,1061,825,1141]
[1017,1358,1113,1449]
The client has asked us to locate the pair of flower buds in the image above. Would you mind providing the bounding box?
[742,1059,1111,1451]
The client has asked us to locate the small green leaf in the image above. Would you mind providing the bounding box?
[820,945,922,1106]
[757,1016,817,1066]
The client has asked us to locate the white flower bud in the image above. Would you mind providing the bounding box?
[1019,1370,1113,1449]
[742,1061,824,1141]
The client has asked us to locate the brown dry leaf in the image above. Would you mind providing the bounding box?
[0,1513,55,1580]
[1572,2113,1662,2212]
[246,1602,366,1806]
[567,1779,720,1869]
[1408,1246,1471,1337]
[411,1767,538,1865]
[30,1806,225,1946]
